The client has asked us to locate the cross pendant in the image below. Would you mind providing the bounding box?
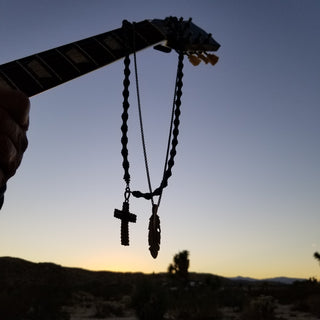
[114,201,137,246]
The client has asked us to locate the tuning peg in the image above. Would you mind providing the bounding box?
[182,18,192,32]
[197,53,209,64]
[206,53,219,66]
[188,54,201,66]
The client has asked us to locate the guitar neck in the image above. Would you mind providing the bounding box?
[0,20,165,97]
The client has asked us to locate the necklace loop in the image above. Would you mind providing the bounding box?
[131,52,185,203]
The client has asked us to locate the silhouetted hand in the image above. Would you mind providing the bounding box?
[0,87,30,187]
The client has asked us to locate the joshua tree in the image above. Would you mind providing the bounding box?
[168,250,190,281]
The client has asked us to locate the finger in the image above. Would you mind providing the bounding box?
[0,170,5,188]
[0,108,28,152]
[0,87,30,130]
[0,134,20,180]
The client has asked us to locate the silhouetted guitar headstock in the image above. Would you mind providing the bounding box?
[151,17,220,66]
[0,17,220,96]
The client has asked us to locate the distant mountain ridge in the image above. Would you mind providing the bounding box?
[229,275,306,284]
[0,256,306,285]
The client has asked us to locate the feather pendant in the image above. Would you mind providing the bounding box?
[148,204,161,258]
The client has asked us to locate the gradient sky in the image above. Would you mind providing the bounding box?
[0,0,319,279]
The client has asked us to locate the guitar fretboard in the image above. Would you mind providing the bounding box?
[0,20,165,97]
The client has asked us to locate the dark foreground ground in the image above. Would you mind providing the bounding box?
[1,257,320,320]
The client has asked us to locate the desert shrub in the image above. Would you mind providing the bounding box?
[217,287,247,311]
[293,293,320,317]
[0,287,32,320]
[167,284,221,320]
[170,298,221,320]
[306,293,320,317]
[81,278,132,300]
[284,278,320,317]
[0,285,70,320]
[132,278,168,320]
[25,285,70,320]
[241,295,276,320]
[93,301,125,318]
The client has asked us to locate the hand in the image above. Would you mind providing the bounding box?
[0,87,30,187]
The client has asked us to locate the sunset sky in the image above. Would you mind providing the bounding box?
[0,0,319,279]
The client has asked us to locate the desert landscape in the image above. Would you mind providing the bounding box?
[1,256,320,320]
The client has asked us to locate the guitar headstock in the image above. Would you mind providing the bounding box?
[151,17,220,66]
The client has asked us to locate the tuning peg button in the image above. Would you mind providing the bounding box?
[188,54,201,66]
[206,53,219,66]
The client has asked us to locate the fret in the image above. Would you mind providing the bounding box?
[94,21,155,58]
[35,54,63,81]
[0,61,45,96]
[132,28,150,48]
[135,20,165,47]
[26,59,53,79]
[107,25,150,53]
[16,60,45,90]
[100,34,123,51]
[73,43,99,66]
[107,27,137,52]
[37,49,80,84]
[95,32,127,57]
[55,48,82,74]
[19,55,62,93]
[88,37,117,61]
[0,69,18,90]
[64,47,89,65]
[59,45,97,71]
